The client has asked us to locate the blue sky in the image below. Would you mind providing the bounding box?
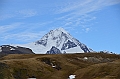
[0,0,120,53]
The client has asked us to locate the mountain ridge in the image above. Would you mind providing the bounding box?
[0,45,34,54]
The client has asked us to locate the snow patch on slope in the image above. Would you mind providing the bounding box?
[10,48,15,50]
[69,75,76,79]
[62,46,84,54]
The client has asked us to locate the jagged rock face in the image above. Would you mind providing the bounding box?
[15,28,93,54]
[46,46,61,54]
[0,45,34,54]
[61,40,77,50]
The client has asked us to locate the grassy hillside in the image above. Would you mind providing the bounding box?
[0,53,120,79]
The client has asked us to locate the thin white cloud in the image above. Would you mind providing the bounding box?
[0,9,37,20]
[85,28,90,33]
[56,0,120,15]
[17,9,37,18]
[55,14,96,33]
[2,31,46,43]
[0,22,51,44]
[0,22,23,33]
[56,0,92,14]
[0,14,15,20]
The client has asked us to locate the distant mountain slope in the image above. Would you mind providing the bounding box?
[16,28,93,54]
[0,45,34,54]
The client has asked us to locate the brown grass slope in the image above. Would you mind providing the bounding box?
[74,59,120,79]
[0,53,120,79]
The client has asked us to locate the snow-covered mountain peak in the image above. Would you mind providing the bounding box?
[55,27,69,34]
[43,28,70,38]
[14,28,93,54]
[35,28,73,47]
